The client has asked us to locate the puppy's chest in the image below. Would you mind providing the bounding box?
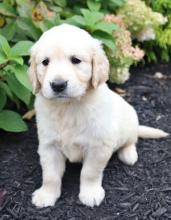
[54,109,90,162]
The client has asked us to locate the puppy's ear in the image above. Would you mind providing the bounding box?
[28,49,40,94]
[91,40,109,88]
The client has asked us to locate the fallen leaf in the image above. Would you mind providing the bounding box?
[115,87,126,96]
[22,109,35,120]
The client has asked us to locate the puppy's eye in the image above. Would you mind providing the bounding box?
[71,56,81,64]
[42,58,49,66]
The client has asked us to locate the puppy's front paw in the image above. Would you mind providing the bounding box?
[79,185,105,207]
[32,186,60,208]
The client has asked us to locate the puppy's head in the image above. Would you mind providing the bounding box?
[29,24,109,100]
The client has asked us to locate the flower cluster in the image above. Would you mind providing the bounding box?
[117,0,167,41]
[104,14,144,84]
[103,0,167,84]
[32,1,55,22]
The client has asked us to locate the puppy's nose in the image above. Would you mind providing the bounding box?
[50,80,68,93]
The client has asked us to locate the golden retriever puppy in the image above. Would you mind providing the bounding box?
[29,24,168,208]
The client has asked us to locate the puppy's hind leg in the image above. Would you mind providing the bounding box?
[118,143,138,166]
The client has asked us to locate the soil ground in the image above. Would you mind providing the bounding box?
[0,62,171,220]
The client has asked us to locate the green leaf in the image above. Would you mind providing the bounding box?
[100,38,115,50]
[5,73,31,105]
[0,40,25,64]
[10,64,32,91]
[81,9,103,28]
[55,0,66,7]
[93,32,115,50]
[9,56,23,65]
[17,18,42,41]
[161,50,169,62]
[0,34,11,57]
[110,0,125,7]
[0,3,16,17]
[66,15,85,26]
[147,51,157,62]
[0,50,7,64]
[87,0,101,11]
[0,88,7,111]
[0,81,14,100]
[95,22,118,34]
[16,0,35,17]
[0,110,27,132]
[11,41,33,56]
[0,22,16,41]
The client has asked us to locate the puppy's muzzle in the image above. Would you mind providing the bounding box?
[50,80,68,93]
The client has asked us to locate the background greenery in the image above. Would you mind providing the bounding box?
[144,0,171,62]
[0,0,170,132]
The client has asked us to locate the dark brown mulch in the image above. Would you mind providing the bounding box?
[0,62,171,220]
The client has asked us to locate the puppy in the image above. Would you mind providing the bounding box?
[29,24,168,208]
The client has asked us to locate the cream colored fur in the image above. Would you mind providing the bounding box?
[29,24,169,208]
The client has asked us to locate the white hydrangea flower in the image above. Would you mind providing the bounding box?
[136,27,156,41]
[104,14,144,84]
[110,67,130,84]
[117,0,167,40]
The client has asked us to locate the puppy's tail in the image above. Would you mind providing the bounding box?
[138,125,169,139]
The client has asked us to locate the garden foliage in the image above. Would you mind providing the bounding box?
[0,0,169,132]
[144,0,171,62]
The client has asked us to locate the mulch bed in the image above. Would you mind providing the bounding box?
[0,62,171,220]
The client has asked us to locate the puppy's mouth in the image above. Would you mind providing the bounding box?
[55,93,83,101]
[55,93,73,100]
[57,94,70,99]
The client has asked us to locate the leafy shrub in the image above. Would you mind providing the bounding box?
[143,0,171,62]
[106,0,167,82]
[0,35,33,132]
[66,4,117,50]
[117,0,167,41]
